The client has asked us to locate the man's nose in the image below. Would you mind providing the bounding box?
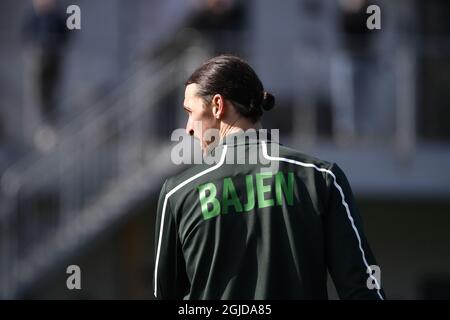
[186,119,194,136]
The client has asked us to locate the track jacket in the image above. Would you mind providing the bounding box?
[153,131,385,300]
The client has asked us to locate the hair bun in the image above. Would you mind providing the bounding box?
[261,91,275,111]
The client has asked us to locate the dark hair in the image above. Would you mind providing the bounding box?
[185,54,275,123]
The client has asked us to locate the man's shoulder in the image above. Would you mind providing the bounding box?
[275,143,334,171]
[163,163,212,192]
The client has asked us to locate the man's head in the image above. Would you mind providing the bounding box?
[32,0,57,14]
[183,54,275,150]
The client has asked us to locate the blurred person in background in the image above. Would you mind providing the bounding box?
[22,0,70,152]
[149,0,246,62]
[186,0,246,54]
[335,0,383,142]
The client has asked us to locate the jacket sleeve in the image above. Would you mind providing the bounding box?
[324,164,386,300]
[153,180,189,299]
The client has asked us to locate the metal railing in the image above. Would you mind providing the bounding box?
[0,39,210,299]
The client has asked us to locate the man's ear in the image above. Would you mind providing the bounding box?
[211,94,225,119]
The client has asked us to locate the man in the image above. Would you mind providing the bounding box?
[22,0,69,150]
[153,54,385,299]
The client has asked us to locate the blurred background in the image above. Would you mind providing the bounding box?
[0,0,449,300]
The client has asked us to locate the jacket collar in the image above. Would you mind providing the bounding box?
[207,129,277,155]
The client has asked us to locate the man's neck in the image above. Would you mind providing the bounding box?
[203,118,260,155]
[219,117,259,141]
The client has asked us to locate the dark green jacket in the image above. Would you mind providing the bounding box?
[153,131,385,300]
